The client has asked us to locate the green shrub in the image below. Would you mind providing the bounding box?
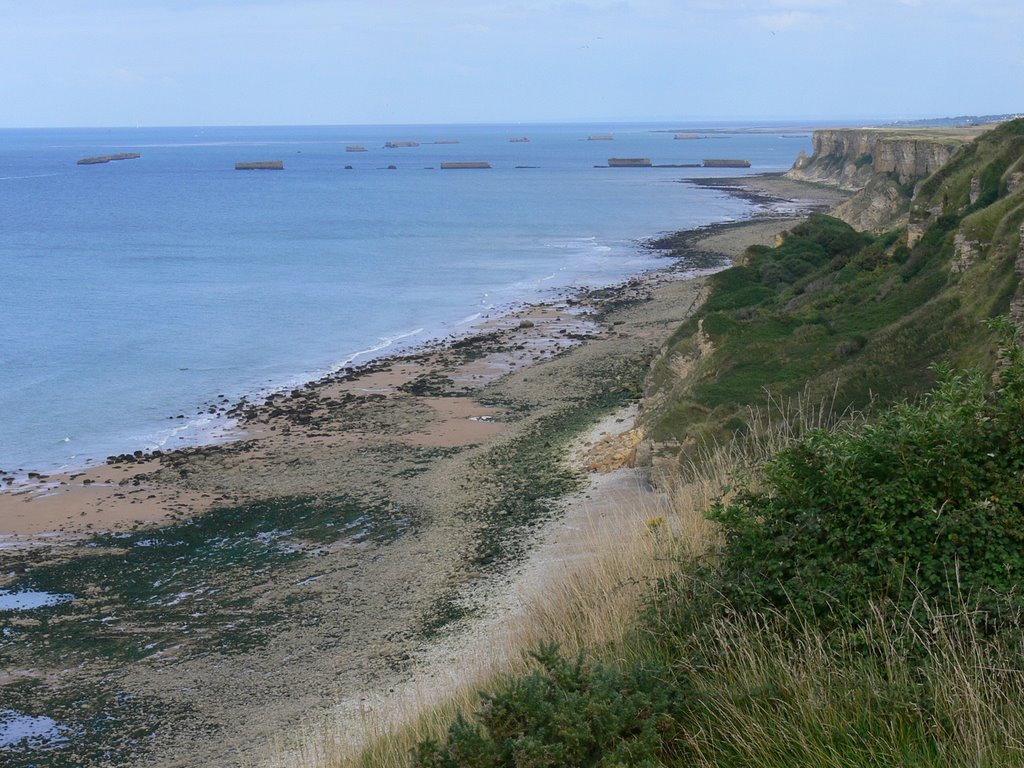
[708,319,1024,627]
[703,265,773,312]
[971,136,1024,210]
[413,643,687,768]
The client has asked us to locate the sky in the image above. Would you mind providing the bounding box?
[0,0,1021,128]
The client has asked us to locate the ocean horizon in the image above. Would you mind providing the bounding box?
[0,122,811,475]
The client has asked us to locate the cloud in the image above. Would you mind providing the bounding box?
[752,10,817,29]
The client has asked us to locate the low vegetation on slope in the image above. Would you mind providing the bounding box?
[645,118,1024,463]
[413,322,1024,767]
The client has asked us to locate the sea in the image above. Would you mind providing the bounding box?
[0,123,811,475]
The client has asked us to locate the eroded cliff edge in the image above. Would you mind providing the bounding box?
[638,119,1024,483]
[786,126,990,232]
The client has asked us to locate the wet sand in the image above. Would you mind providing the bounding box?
[0,174,843,767]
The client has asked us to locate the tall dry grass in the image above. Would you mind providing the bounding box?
[262,391,1024,768]
[260,394,845,768]
[262,460,727,768]
[660,600,1024,767]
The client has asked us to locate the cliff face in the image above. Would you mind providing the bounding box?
[788,130,876,190]
[787,127,983,232]
[873,138,957,186]
[640,120,1024,469]
[907,122,1024,248]
[1012,222,1024,330]
[789,129,971,190]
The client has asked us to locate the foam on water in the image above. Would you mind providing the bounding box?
[330,327,426,373]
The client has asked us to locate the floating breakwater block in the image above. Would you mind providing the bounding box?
[77,153,141,165]
[235,161,285,170]
[702,158,751,168]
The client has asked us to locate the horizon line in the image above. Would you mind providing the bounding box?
[1,113,1002,132]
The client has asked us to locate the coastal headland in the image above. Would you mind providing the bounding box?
[0,174,844,767]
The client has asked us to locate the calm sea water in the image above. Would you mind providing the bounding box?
[0,123,810,473]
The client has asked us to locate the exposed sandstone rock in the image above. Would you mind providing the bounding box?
[952,232,983,273]
[1011,223,1024,332]
[580,428,643,473]
[907,199,943,247]
[874,137,958,186]
[831,174,909,234]
[786,128,979,234]
[1008,171,1024,196]
[786,129,967,191]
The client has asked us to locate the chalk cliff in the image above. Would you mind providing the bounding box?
[787,127,985,232]
[789,129,966,190]
[641,119,1024,464]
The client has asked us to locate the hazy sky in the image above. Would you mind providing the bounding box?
[1,0,1020,127]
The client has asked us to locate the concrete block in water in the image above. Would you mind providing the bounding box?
[235,161,285,170]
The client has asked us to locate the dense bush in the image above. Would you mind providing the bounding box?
[413,321,1024,767]
[755,215,872,290]
[709,318,1024,626]
[413,643,687,768]
[971,136,1024,210]
[702,215,872,312]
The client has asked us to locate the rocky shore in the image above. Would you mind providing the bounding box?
[0,174,838,768]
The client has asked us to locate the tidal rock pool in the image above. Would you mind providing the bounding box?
[0,589,74,611]
[0,710,67,750]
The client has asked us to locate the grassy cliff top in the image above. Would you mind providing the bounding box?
[817,125,995,144]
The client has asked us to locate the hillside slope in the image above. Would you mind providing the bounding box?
[642,118,1024,478]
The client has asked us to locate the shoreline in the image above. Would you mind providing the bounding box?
[0,175,821,490]
[0,173,843,768]
[0,275,670,545]
[0,246,699,492]
[0,176,826,547]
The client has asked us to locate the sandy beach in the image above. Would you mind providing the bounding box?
[0,174,844,767]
